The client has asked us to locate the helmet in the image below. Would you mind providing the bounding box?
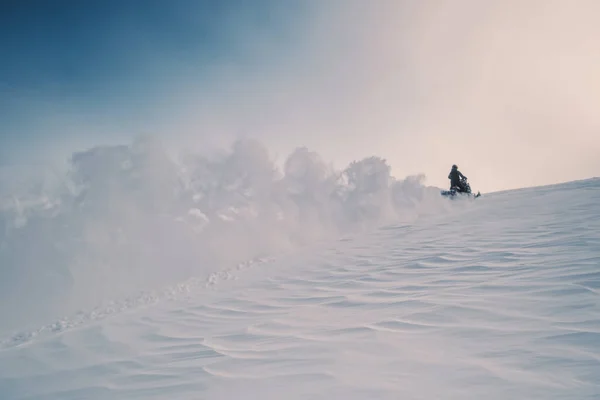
[452,164,457,169]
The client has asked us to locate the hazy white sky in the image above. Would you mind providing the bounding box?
[251,0,600,193]
[3,0,599,193]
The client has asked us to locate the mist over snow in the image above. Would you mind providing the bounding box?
[0,136,449,334]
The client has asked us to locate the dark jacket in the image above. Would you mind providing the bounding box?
[448,168,466,187]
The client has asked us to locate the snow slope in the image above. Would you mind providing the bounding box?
[0,143,599,398]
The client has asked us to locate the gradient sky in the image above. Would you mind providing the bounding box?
[2,0,599,192]
[1,0,309,155]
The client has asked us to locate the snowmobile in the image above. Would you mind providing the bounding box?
[441,176,481,199]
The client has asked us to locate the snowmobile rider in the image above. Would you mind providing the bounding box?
[448,164,467,192]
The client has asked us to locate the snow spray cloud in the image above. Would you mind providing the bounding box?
[0,136,443,332]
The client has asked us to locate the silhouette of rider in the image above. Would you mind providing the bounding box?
[448,164,467,192]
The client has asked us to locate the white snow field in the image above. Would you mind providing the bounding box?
[0,141,599,399]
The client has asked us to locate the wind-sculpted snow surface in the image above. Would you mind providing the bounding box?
[0,137,443,333]
[0,177,598,399]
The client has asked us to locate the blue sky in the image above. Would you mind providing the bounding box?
[1,0,310,162]
[2,0,304,94]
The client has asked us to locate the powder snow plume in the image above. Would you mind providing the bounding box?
[0,136,447,333]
